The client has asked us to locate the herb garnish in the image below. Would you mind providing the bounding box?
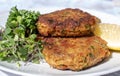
[0,6,43,64]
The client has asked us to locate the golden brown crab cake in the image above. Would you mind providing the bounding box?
[37,8,101,37]
[39,36,110,71]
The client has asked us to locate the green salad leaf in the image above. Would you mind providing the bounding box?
[0,6,43,63]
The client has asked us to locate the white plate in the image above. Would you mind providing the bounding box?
[0,7,120,76]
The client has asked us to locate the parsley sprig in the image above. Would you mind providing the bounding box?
[0,6,43,63]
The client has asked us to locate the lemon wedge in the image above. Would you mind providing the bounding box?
[94,23,120,51]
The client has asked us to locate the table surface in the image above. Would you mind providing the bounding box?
[0,0,120,76]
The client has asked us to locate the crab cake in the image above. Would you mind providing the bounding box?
[37,8,101,37]
[39,36,110,71]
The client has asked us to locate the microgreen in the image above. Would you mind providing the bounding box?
[0,6,43,64]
